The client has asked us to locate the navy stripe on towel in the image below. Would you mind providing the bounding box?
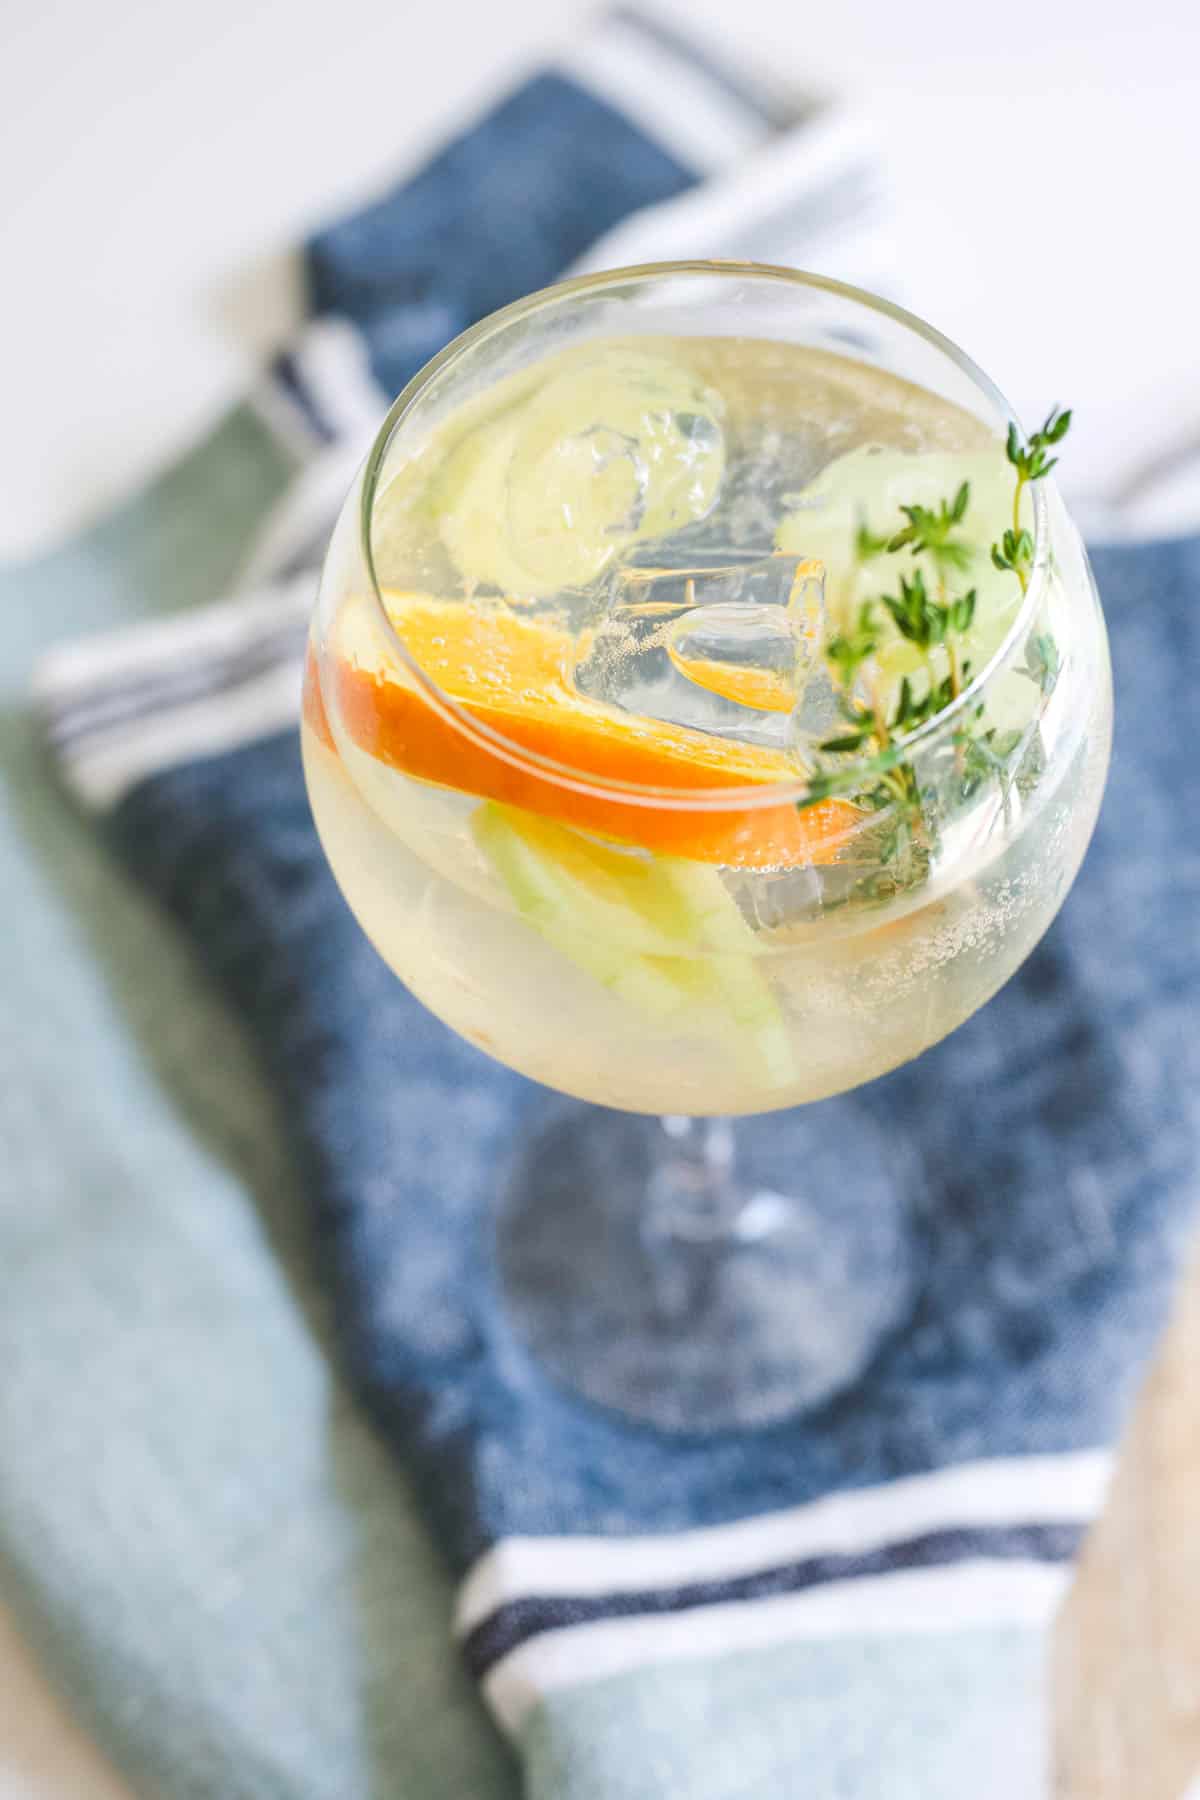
[461,1520,1084,1678]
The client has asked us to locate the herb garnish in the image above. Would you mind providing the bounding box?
[800,408,1072,884]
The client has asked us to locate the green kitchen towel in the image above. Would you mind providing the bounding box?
[0,404,516,1799]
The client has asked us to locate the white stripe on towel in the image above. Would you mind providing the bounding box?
[564,105,887,281]
[53,658,305,808]
[34,578,312,705]
[456,1450,1111,1636]
[34,576,314,808]
[558,12,770,174]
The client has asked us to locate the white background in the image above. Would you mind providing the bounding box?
[3,0,1200,558]
[0,0,1197,1790]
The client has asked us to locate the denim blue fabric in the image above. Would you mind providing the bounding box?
[108,534,1200,1572]
[305,73,696,401]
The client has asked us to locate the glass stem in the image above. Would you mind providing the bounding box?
[647,1115,748,1243]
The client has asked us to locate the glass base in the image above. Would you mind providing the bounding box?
[496,1101,918,1433]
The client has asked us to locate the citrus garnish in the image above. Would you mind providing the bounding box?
[305,592,857,868]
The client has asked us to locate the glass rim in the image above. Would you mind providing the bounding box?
[357,259,1050,816]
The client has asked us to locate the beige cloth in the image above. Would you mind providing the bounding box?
[0,1605,130,1800]
[1054,1249,1200,1798]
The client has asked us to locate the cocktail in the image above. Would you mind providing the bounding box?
[302,265,1111,1430]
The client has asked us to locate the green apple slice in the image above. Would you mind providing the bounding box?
[471,801,796,1084]
[434,348,726,598]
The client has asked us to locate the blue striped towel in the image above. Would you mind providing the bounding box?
[34,14,1200,1797]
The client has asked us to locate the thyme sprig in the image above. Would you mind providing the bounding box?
[800,408,1073,873]
[886,479,974,576]
[992,407,1071,593]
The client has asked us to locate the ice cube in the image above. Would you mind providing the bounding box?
[503,350,726,593]
[666,593,821,716]
[571,556,824,743]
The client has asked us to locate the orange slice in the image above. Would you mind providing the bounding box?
[305,594,857,868]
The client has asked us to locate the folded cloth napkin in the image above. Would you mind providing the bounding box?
[33,14,1200,1800]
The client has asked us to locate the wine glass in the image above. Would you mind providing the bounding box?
[302,263,1112,1432]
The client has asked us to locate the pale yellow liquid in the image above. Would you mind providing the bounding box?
[304,341,1111,1115]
